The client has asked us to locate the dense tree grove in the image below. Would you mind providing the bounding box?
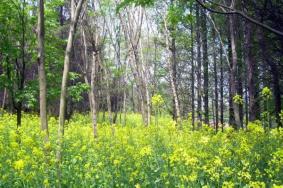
[0,0,283,186]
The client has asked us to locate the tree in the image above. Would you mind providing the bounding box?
[201,0,209,125]
[58,0,85,134]
[37,0,48,139]
[57,0,85,185]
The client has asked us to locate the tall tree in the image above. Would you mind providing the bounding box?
[37,0,48,139]
[196,4,202,127]
[190,14,195,129]
[58,0,85,134]
[57,0,85,185]
[228,13,241,129]
[212,26,219,131]
[201,0,209,124]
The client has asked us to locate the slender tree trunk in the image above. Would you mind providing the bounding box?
[170,37,181,123]
[196,4,202,127]
[140,41,151,126]
[122,88,127,126]
[16,0,27,127]
[57,0,85,186]
[201,2,209,124]
[104,68,112,124]
[220,42,224,131]
[244,74,248,127]
[228,14,241,129]
[37,0,48,139]
[81,27,92,112]
[90,52,98,137]
[58,0,84,133]
[212,28,219,131]
[243,6,256,122]
[2,88,6,109]
[259,29,282,128]
[191,20,195,130]
[228,44,234,126]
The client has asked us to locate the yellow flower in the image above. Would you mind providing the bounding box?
[222,181,235,188]
[249,181,265,188]
[200,136,210,144]
[188,172,197,182]
[273,185,283,188]
[135,183,141,188]
[81,145,87,152]
[140,146,152,157]
[43,178,49,187]
[14,159,25,171]
[113,159,120,166]
[84,163,91,169]
[32,147,43,157]
[44,142,51,150]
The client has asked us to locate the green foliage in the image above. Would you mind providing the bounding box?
[68,83,90,102]
[116,0,155,12]
[0,112,283,187]
[261,87,272,100]
[151,94,164,108]
[167,5,183,27]
[233,94,243,105]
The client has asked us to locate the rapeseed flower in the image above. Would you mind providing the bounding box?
[14,159,25,171]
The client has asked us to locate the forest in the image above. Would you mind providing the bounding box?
[0,0,283,187]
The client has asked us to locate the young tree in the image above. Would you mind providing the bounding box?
[57,0,85,185]
[58,0,85,134]
[37,0,48,139]
[201,0,209,125]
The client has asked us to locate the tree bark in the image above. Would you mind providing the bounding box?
[201,1,209,125]
[90,52,98,137]
[212,27,219,131]
[1,88,6,109]
[58,0,85,134]
[228,13,241,129]
[37,0,48,139]
[57,0,85,186]
[243,21,256,122]
[191,19,195,130]
[104,67,112,125]
[258,29,282,128]
[170,37,181,123]
[220,42,224,131]
[196,4,202,127]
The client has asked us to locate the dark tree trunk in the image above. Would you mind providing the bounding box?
[212,28,219,131]
[220,43,224,131]
[191,19,195,130]
[201,1,209,124]
[228,14,241,129]
[259,29,282,128]
[196,4,202,127]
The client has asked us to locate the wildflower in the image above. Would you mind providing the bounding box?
[80,145,87,152]
[14,159,25,171]
[140,146,152,157]
[43,178,49,187]
[222,181,235,188]
[200,136,210,144]
[44,142,51,150]
[113,159,120,166]
[84,163,90,169]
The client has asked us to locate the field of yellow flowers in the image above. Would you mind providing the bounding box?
[0,112,283,187]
